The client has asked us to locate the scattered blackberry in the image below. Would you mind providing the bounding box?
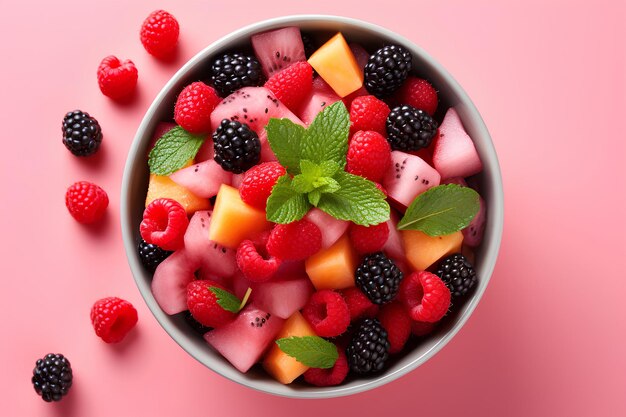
[184,311,212,335]
[301,32,316,58]
[355,252,403,305]
[386,105,438,151]
[62,110,103,157]
[346,318,390,374]
[210,52,263,97]
[32,353,73,402]
[364,44,412,98]
[213,119,261,173]
[138,238,172,273]
[435,253,478,298]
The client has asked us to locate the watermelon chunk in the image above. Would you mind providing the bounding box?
[463,195,486,247]
[252,278,313,319]
[169,160,232,199]
[296,77,341,125]
[258,130,277,163]
[251,27,306,78]
[195,137,214,162]
[305,208,349,249]
[441,176,468,187]
[383,151,441,208]
[383,211,405,263]
[151,250,197,315]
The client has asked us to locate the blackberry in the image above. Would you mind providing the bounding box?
[184,311,212,334]
[355,252,403,305]
[62,110,103,157]
[435,253,478,298]
[32,353,73,402]
[210,52,263,97]
[301,32,316,58]
[138,239,172,273]
[386,105,438,151]
[346,318,390,374]
[213,119,261,173]
[364,44,412,98]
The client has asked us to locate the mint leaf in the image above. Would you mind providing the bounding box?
[276,336,338,369]
[317,171,390,226]
[315,177,340,193]
[266,175,311,223]
[300,159,322,179]
[318,160,340,177]
[301,102,350,167]
[308,190,322,206]
[209,286,246,313]
[291,174,315,194]
[148,127,205,175]
[397,184,480,236]
[266,119,306,174]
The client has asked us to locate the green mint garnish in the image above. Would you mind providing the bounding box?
[265,175,310,223]
[300,103,350,167]
[397,184,480,236]
[208,286,251,313]
[275,336,338,369]
[148,126,205,175]
[265,119,305,174]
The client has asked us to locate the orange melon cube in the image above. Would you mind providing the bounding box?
[208,184,271,249]
[308,33,363,97]
[402,230,463,271]
[305,235,356,290]
[263,312,316,384]
[145,173,210,215]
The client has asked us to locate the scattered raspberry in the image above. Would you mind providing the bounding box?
[264,62,313,111]
[267,220,322,261]
[97,55,138,100]
[396,77,438,116]
[90,297,138,343]
[399,271,450,323]
[377,302,412,354]
[186,280,236,328]
[411,320,436,337]
[346,130,391,182]
[174,82,221,134]
[302,290,350,337]
[341,287,379,321]
[236,239,281,283]
[239,162,286,209]
[349,95,390,135]
[349,222,389,254]
[140,10,179,58]
[303,349,349,387]
[140,198,189,251]
[65,181,109,224]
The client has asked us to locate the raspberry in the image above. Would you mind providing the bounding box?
[186,280,236,328]
[411,320,436,337]
[174,82,221,134]
[62,110,102,157]
[65,181,109,224]
[97,55,138,100]
[302,290,350,337]
[349,95,390,135]
[32,354,73,402]
[140,198,189,251]
[264,62,313,110]
[399,271,451,323]
[140,10,179,58]
[396,77,438,116]
[90,297,138,343]
[377,301,411,354]
[341,287,379,321]
[236,239,281,283]
[349,222,389,254]
[303,349,349,386]
[346,131,391,183]
[267,220,322,261]
[239,162,286,209]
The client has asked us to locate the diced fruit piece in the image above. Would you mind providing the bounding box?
[432,108,482,179]
[382,151,441,208]
[263,312,316,384]
[264,61,313,111]
[305,235,357,290]
[252,277,313,319]
[402,230,463,271]
[184,211,237,278]
[308,33,363,97]
[231,173,245,188]
[151,250,197,315]
[273,260,307,280]
[204,305,284,373]
[296,77,341,125]
[146,173,210,215]
[349,43,370,69]
[169,160,232,199]
[209,184,271,249]
[251,27,306,78]
[304,208,349,249]
[194,136,214,162]
[258,130,278,163]
[463,195,486,247]
[382,212,405,263]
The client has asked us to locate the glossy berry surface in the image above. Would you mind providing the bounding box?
[32,353,73,402]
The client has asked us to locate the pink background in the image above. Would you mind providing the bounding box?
[1,0,625,415]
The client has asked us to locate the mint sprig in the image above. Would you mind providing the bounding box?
[275,336,338,369]
[148,126,205,175]
[265,175,310,223]
[208,286,251,313]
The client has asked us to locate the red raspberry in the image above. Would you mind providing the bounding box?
[303,349,349,386]
[264,62,313,111]
[349,95,390,136]
[412,320,436,337]
[340,287,378,321]
[65,181,109,224]
[349,222,389,254]
[267,220,322,261]
[239,162,286,209]
[236,239,281,283]
[90,297,138,343]
[186,280,235,328]
[346,130,391,182]
[97,55,138,100]
[140,198,189,251]
[396,77,438,116]
[399,271,451,323]
[174,82,221,134]
[302,290,350,337]
[140,10,179,59]
[377,302,411,354]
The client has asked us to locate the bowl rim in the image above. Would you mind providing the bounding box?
[121,14,504,399]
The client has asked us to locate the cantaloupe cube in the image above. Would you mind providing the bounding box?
[208,184,271,248]
[263,312,316,384]
[402,230,463,271]
[308,33,363,97]
[145,174,210,215]
[305,235,356,290]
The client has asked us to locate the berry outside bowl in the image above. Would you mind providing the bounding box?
[121,15,504,399]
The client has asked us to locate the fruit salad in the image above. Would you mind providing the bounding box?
[137,26,485,386]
